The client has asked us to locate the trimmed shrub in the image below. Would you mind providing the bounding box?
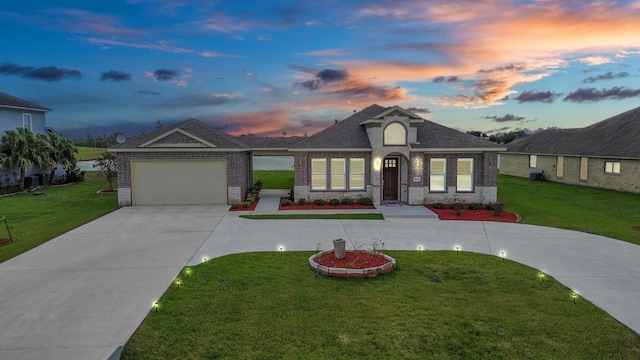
[242,201,252,208]
[281,199,291,206]
[297,198,306,206]
[341,197,354,205]
[468,203,481,210]
[357,197,373,206]
[329,198,340,205]
[313,199,325,206]
[431,202,445,209]
[230,202,240,209]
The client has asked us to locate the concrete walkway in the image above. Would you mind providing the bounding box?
[1,204,639,359]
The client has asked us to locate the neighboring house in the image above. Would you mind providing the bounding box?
[500,106,640,194]
[111,105,505,206]
[0,91,52,186]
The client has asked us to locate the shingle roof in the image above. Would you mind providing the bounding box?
[237,135,305,149]
[111,118,249,149]
[411,121,503,149]
[290,104,383,149]
[506,106,640,159]
[291,104,502,150]
[0,91,51,112]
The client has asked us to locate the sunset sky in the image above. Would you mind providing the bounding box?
[2,0,640,139]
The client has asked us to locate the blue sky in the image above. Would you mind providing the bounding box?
[2,0,640,139]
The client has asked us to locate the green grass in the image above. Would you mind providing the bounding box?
[0,172,119,263]
[121,251,640,359]
[76,146,107,161]
[240,213,384,220]
[254,170,293,189]
[498,174,640,245]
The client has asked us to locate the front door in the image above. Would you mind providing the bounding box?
[383,158,399,200]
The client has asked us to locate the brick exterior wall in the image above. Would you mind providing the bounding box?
[500,153,640,194]
[116,151,251,205]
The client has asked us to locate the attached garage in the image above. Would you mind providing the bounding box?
[110,119,252,207]
[131,160,227,205]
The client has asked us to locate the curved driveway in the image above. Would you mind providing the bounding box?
[0,205,639,359]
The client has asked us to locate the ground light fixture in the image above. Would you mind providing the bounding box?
[185,268,192,277]
[203,257,208,265]
[152,301,159,313]
[279,246,283,254]
[500,251,506,261]
[455,245,460,253]
[175,278,182,288]
[571,292,579,304]
[417,246,422,253]
[538,272,545,282]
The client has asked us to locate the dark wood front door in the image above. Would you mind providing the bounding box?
[383,158,399,200]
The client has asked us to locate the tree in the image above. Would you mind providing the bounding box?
[47,132,79,183]
[0,128,46,190]
[94,152,118,190]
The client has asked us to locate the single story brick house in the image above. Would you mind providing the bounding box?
[110,104,504,206]
[500,106,640,194]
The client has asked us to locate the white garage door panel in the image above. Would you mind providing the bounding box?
[132,160,227,205]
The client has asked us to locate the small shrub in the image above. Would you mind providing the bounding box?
[281,199,291,206]
[230,202,240,209]
[451,201,465,216]
[468,203,481,210]
[488,202,504,216]
[431,202,445,209]
[62,166,85,184]
[341,197,354,205]
[253,178,264,191]
[242,201,252,208]
[329,198,340,205]
[297,198,306,206]
[288,188,295,201]
[313,199,325,206]
[246,196,256,204]
[357,197,373,206]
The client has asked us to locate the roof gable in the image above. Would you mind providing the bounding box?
[110,118,249,150]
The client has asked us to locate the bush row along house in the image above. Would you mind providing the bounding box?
[110,104,505,206]
[500,106,640,194]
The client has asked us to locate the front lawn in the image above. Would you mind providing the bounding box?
[498,174,640,245]
[0,172,119,263]
[253,170,293,189]
[121,251,640,359]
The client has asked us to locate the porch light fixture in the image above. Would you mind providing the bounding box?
[373,158,382,171]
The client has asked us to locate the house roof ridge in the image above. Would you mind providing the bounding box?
[0,91,51,111]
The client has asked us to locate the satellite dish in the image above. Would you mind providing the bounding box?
[115,133,127,144]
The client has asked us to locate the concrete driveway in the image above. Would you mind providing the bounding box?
[1,206,639,359]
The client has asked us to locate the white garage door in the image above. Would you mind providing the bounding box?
[131,160,227,205]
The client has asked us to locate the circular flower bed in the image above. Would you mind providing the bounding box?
[309,250,396,278]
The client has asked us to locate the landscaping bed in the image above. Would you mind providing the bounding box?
[279,197,375,210]
[229,197,260,211]
[426,205,519,222]
[309,249,396,278]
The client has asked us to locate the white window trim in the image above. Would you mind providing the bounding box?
[383,122,407,146]
[22,113,32,130]
[605,161,621,174]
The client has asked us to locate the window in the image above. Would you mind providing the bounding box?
[22,113,32,130]
[429,158,446,192]
[311,158,327,190]
[457,158,473,192]
[330,158,346,190]
[383,122,407,145]
[349,158,365,190]
[556,156,564,178]
[529,154,537,168]
[579,157,588,181]
[605,161,621,174]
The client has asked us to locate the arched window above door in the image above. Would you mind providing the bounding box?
[383,122,407,146]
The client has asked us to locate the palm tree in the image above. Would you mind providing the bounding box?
[46,132,78,183]
[0,128,43,190]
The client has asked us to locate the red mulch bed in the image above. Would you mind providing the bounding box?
[426,205,519,222]
[313,250,389,269]
[0,238,12,246]
[229,197,260,211]
[278,198,375,210]
[632,225,640,231]
[97,189,118,194]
